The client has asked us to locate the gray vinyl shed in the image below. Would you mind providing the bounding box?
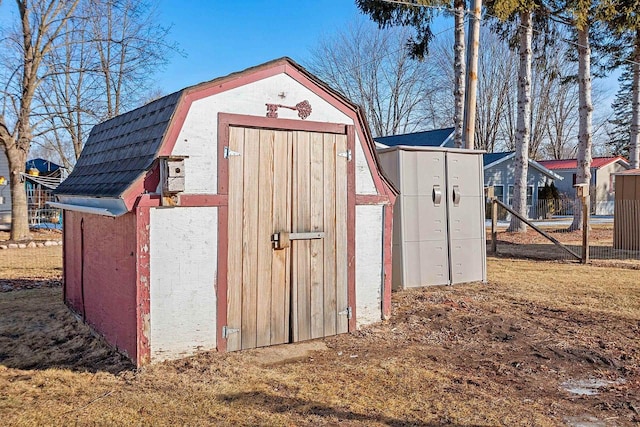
[377,146,487,289]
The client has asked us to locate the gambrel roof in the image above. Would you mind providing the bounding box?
[55,92,183,197]
[55,58,397,206]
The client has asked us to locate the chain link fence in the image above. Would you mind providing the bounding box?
[487,199,640,266]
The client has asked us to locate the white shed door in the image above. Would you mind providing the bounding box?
[225,126,348,352]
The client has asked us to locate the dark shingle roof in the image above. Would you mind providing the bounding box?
[55,91,183,197]
[374,127,454,147]
[483,152,513,167]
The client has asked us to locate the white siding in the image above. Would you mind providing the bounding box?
[171,73,377,196]
[355,205,383,326]
[149,207,218,361]
[0,152,10,213]
[355,133,377,194]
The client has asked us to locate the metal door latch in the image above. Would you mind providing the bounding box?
[271,232,325,250]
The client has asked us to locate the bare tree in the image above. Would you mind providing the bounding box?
[506,11,533,232]
[0,0,80,240]
[307,19,443,137]
[88,0,173,119]
[569,23,594,231]
[37,0,174,169]
[475,30,517,153]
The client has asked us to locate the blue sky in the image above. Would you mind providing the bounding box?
[155,0,364,93]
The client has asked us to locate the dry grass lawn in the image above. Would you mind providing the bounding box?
[0,246,62,281]
[1,258,639,426]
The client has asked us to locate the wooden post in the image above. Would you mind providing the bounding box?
[491,199,498,254]
[582,196,590,263]
[463,0,482,149]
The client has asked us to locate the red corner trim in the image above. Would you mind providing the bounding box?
[216,115,231,352]
[218,113,347,135]
[179,194,228,207]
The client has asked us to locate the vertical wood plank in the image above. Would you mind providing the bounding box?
[293,131,311,342]
[241,128,260,350]
[346,126,357,332]
[226,127,244,352]
[310,132,325,339]
[284,131,293,342]
[256,129,274,347]
[290,131,299,342]
[335,133,349,334]
[270,130,290,345]
[322,133,337,337]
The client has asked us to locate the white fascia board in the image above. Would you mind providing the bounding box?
[440,131,455,147]
[48,195,128,217]
[528,159,564,180]
[374,141,389,149]
[483,152,515,170]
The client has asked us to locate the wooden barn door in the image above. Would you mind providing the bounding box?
[225,126,348,352]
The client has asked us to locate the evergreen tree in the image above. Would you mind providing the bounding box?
[608,66,633,157]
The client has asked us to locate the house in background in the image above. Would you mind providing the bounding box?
[374,127,454,149]
[538,157,630,215]
[0,151,9,229]
[483,152,563,219]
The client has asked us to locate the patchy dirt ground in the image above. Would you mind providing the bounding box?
[1,258,639,426]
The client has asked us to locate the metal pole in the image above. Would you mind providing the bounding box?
[463,0,482,150]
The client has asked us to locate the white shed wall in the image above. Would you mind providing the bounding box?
[149,206,218,361]
[355,205,383,326]
[171,73,377,196]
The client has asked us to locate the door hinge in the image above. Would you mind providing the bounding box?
[338,150,352,161]
[339,306,352,319]
[222,326,240,339]
[224,146,241,158]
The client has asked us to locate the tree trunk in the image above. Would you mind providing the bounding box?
[7,146,29,241]
[629,30,640,169]
[453,0,466,148]
[569,25,593,231]
[507,12,533,232]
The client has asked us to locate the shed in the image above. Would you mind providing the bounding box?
[613,169,640,250]
[377,146,486,288]
[53,58,397,366]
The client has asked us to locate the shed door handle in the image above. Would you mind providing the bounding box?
[272,231,325,250]
[452,185,461,206]
[432,185,442,206]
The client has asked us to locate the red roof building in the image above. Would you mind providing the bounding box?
[538,157,630,214]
